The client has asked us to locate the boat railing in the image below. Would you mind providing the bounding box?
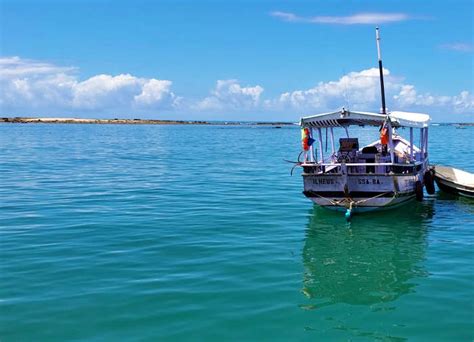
[302,162,423,167]
[302,161,424,175]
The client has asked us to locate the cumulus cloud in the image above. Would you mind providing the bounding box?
[270,11,410,25]
[394,86,474,113]
[393,88,474,114]
[196,79,264,111]
[275,68,397,111]
[394,85,448,107]
[452,91,474,112]
[1,56,472,120]
[0,56,178,115]
[0,57,78,109]
[274,67,473,115]
[134,79,176,106]
[72,74,141,109]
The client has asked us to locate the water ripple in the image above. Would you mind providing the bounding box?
[0,123,472,341]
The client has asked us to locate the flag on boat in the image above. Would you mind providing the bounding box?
[301,128,315,151]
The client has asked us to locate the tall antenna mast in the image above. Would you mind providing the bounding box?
[375,27,387,114]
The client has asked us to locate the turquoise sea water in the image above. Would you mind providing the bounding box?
[1,123,473,341]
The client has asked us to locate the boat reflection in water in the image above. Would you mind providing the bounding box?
[301,202,434,307]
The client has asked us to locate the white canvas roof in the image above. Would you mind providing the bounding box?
[300,109,430,128]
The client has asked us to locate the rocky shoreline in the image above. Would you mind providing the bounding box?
[0,117,211,125]
[0,117,295,126]
[2,117,471,126]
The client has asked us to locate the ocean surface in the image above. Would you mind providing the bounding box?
[1,123,473,341]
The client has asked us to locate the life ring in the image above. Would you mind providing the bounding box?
[301,128,310,151]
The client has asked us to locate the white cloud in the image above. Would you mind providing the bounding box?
[270,11,410,25]
[439,42,473,52]
[0,56,471,120]
[275,68,473,116]
[0,56,178,114]
[452,91,474,112]
[0,56,76,77]
[394,85,441,107]
[196,79,264,111]
[72,74,141,109]
[134,79,177,106]
[276,68,397,112]
[393,85,473,113]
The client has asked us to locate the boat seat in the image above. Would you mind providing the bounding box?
[361,146,378,154]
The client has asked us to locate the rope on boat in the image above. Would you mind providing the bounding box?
[354,191,394,205]
[311,191,394,208]
[284,151,305,176]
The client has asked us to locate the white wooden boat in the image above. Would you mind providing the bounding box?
[433,166,474,198]
[297,28,434,219]
[300,110,433,214]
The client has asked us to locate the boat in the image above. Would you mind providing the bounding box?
[433,166,474,198]
[297,28,435,219]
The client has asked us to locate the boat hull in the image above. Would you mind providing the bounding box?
[435,177,474,198]
[303,173,421,212]
[304,191,416,212]
[433,166,474,198]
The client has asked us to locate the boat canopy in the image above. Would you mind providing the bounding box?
[300,109,430,128]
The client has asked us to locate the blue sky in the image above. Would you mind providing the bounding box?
[0,0,473,121]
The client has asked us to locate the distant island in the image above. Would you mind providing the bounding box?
[0,117,295,126]
[431,122,474,126]
[1,117,472,126]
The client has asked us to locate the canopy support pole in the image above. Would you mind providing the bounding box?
[388,121,394,164]
[409,127,414,161]
[330,127,335,159]
[420,128,424,162]
[317,127,324,163]
[309,128,314,162]
[424,127,429,159]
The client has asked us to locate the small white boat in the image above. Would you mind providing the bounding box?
[434,166,474,198]
[297,28,435,219]
[299,110,433,214]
